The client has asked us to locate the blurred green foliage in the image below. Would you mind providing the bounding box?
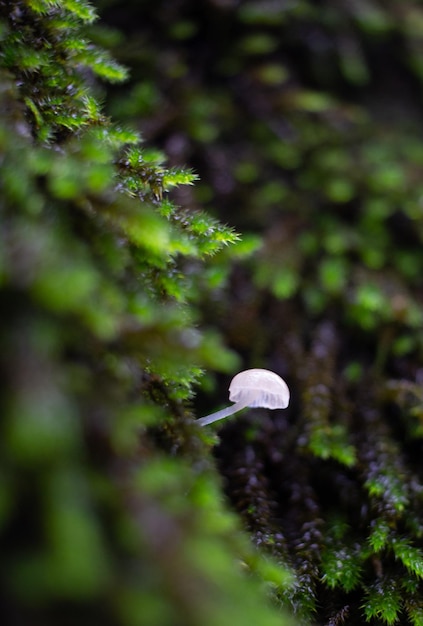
[5,0,423,625]
[0,1,294,626]
[91,0,423,624]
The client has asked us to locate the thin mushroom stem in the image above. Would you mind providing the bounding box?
[197,398,253,427]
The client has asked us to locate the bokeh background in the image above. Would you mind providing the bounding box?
[93,3,423,623]
[3,1,423,625]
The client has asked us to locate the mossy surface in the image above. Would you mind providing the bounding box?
[0,2,293,626]
[96,1,423,624]
[3,1,423,625]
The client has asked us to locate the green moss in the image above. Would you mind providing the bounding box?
[6,0,423,624]
[0,2,296,626]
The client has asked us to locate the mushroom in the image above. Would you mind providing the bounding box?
[197,368,290,427]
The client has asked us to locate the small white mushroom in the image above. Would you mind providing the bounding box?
[197,368,290,427]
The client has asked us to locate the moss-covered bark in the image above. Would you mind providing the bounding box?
[93,1,423,624]
[4,1,423,625]
[0,2,293,626]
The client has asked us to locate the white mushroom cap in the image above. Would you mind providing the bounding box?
[229,368,290,409]
[197,368,290,426]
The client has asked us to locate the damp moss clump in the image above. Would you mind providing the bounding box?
[97,1,423,624]
[0,2,295,626]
